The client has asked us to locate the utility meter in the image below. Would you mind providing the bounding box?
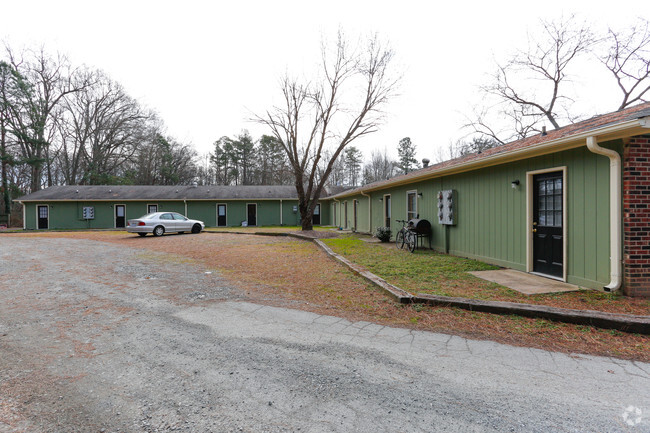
[82,206,95,220]
[437,190,456,225]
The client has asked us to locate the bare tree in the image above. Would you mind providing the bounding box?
[57,70,149,184]
[601,18,650,109]
[255,32,398,230]
[363,148,396,183]
[0,61,23,217]
[469,16,594,142]
[3,46,91,191]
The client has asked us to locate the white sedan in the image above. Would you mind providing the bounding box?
[127,212,205,237]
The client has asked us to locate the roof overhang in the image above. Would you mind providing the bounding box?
[333,116,650,197]
[14,197,301,203]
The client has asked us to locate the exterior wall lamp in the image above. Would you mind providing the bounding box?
[417,192,423,198]
[511,180,520,189]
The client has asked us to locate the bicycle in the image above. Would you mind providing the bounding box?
[395,219,417,253]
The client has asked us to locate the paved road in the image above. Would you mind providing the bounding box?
[0,236,648,432]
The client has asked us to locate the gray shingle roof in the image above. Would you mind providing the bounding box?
[16,185,306,202]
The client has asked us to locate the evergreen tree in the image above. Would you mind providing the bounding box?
[344,146,363,186]
[397,137,418,174]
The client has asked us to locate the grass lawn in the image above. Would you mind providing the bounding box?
[322,235,650,316]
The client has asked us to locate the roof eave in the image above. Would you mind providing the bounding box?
[334,117,649,197]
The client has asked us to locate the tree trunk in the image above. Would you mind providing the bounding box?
[30,164,42,192]
[0,122,10,216]
[300,211,314,231]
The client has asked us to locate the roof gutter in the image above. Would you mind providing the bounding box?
[586,136,622,292]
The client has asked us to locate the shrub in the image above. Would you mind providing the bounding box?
[375,226,392,242]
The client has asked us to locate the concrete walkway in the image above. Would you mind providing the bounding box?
[469,269,581,295]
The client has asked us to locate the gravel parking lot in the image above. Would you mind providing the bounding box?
[1,235,648,432]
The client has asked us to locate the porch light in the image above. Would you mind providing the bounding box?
[379,197,383,201]
[417,192,423,198]
[511,180,520,189]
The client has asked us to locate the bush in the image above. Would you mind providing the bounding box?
[375,226,392,242]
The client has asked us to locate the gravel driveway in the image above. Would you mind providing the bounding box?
[0,236,648,432]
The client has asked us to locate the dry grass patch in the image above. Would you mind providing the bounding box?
[8,231,649,361]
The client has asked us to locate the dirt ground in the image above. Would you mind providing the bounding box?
[5,230,650,362]
[1,233,648,432]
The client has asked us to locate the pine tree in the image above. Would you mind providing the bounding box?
[397,137,418,174]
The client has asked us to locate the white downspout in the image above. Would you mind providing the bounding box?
[586,136,622,291]
[184,199,187,217]
[280,199,283,226]
[360,191,371,234]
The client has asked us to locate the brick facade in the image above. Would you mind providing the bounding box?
[623,135,650,298]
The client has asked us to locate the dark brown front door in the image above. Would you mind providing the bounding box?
[533,172,563,278]
[247,204,257,226]
[312,204,321,225]
[384,196,391,228]
[37,205,48,229]
[217,204,227,226]
[115,205,126,228]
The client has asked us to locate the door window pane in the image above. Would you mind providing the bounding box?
[554,195,562,210]
[546,196,553,212]
[218,205,226,216]
[116,206,125,217]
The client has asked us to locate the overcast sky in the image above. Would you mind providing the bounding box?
[1,0,646,163]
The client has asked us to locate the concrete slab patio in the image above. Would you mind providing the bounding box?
[469,268,582,295]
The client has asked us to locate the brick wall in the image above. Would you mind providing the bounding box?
[623,135,650,298]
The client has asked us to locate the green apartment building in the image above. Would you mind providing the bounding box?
[15,103,650,297]
[17,185,329,231]
[328,103,650,298]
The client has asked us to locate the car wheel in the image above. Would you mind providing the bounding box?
[138,233,147,237]
[153,226,165,237]
[191,224,202,234]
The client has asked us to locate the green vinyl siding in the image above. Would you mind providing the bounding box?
[330,141,622,290]
[22,198,328,230]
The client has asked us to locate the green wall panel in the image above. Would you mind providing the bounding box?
[23,199,314,229]
[329,142,622,290]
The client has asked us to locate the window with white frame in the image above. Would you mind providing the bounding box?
[407,191,417,220]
